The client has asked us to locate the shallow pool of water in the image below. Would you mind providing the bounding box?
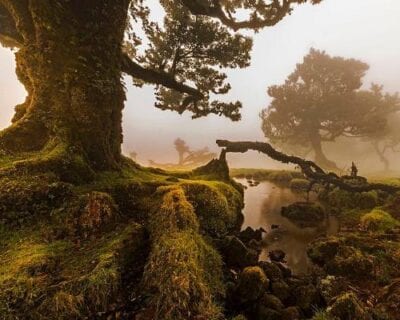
[237,179,339,274]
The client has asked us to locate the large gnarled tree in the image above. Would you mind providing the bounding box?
[0,0,321,178]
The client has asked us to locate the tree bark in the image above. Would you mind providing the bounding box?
[372,141,390,172]
[309,135,338,170]
[0,1,130,171]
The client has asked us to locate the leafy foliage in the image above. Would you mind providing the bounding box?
[261,49,400,168]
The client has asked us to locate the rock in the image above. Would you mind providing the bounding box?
[307,237,340,266]
[248,239,262,251]
[282,306,301,320]
[281,202,325,228]
[293,284,320,312]
[258,261,283,281]
[271,280,290,302]
[259,293,284,311]
[236,266,269,304]
[271,224,280,229]
[273,262,292,278]
[318,275,347,304]
[269,249,286,262]
[238,226,264,243]
[256,307,282,320]
[327,292,369,320]
[220,236,259,268]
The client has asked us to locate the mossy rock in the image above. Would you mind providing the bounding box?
[220,236,259,269]
[181,181,243,236]
[361,209,400,232]
[258,261,283,282]
[281,202,325,228]
[327,292,369,320]
[235,266,269,304]
[259,293,284,311]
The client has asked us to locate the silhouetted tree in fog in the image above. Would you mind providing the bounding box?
[261,49,399,170]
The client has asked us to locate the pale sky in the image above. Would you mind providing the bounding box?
[1,0,400,168]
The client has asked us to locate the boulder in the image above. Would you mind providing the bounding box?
[238,226,264,243]
[258,261,283,281]
[235,266,269,304]
[327,292,369,320]
[220,236,259,268]
[256,307,282,320]
[269,249,286,262]
[273,262,292,278]
[259,293,284,311]
[282,306,301,320]
[292,284,320,312]
[271,280,290,302]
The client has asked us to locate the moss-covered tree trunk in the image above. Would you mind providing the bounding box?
[0,0,130,171]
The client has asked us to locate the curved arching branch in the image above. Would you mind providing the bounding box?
[216,139,400,193]
[181,0,321,31]
[121,53,204,103]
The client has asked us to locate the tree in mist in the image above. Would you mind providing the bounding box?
[358,86,400,171]
[261,49,399,170]
[174,138,190,165]
[0,0,321,176]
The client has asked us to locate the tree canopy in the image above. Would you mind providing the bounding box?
[261,49,400,169]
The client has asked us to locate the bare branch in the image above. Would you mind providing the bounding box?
[216,139,400,193]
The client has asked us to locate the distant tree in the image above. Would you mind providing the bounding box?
[174,138,191,165]
[129,151,138,161]
[358,86,400,171]
[261,49,399,170]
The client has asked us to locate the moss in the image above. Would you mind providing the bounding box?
[230,168,302,182]
[235,266,269,304]
[181,181,243,236]
[289,178,310,191]
[327,292,368,320]
[143,187,224,320]
[0,223,146,319]
[361,209,400,232]
[311,310,335,320]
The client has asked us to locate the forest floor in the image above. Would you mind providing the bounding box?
[1,155,400,319]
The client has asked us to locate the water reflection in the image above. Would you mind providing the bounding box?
[237,179,339,274]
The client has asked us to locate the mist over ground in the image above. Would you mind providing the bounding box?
[1,0,399,174]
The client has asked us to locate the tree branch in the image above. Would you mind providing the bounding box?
[0,2,23,47]
[121,53,204,101]
[216,139,400,193]
[181,0,317,31]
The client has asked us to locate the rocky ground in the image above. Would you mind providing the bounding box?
[1,158,400,319]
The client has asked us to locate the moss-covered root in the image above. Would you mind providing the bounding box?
[0,223,146,319]
[142,186,224,320]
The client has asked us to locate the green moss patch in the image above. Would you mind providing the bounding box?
[361,209,400,232]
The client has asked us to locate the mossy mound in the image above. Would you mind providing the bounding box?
[142,186,225,320]
[181,181,243,236]
[0,223,146,319]
[281,202,325,228]
[361,209,400,232]
[0,156,244,319]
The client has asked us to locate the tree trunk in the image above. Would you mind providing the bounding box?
[0,1,130,171]
[309,135,338,170]
[372,141,390,172]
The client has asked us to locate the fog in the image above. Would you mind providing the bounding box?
[1,0,399,172]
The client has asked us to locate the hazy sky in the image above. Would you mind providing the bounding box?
[1,0,400,168]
